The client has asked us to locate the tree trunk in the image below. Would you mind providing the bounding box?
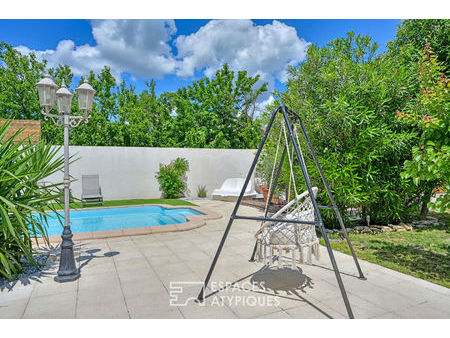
[420,190,432,220]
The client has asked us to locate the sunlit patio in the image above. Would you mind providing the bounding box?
[1,200,449,319]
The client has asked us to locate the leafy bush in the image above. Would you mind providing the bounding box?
[155,158,189,198]
[197,185,207,198]
[388,19,449,74]
[0,121,64,279]
[266,32,421,225]
[397,44,450,215]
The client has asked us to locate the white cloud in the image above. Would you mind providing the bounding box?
[256,94,275,112]
[14,19,310,97]
[16,19,177,79]
[174,20,310,85]
[174,20,309,114]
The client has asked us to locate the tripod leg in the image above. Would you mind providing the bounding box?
[249,241,258,262]
[282,106,354,319]
[296,115,365,279]
[196,105,280,302]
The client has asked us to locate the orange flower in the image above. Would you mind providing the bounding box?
[423,115,432,122]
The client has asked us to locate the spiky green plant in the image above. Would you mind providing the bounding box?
[197,185,207,198]
[0,121,64,279]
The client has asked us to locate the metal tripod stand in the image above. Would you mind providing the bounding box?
[196,105,366,318]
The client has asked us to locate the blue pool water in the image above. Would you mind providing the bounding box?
[38,205,205,236]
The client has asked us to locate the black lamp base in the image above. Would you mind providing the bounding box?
[54,271,80,283]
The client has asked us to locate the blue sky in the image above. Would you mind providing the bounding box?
[0,19,401,103]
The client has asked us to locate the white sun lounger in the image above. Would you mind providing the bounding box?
[212,178,257,201]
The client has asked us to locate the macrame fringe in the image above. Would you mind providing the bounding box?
[255,241,320,268]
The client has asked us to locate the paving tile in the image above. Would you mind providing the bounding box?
[0,284,34,306]
[23,291,77,319]
[178,301,238,319]
[0,300,28,318]
[120,280,167,300]
[153,262,196,278]
[420,294,450,315]
[77,298,129,318]
[116,267,158,284]
[175,249,211,262]
[363,268,413,287]
[285,302,346,319]
[114,256,149,270]
[383,280,448,305]
[143,249,181,263]
[78,270,119,289]
[391,303,450,319]
[32,277,78,297]
[216,289,284,318]
[404,277,450,296]
[255,309,292,319]
[138,308,184,319]
[318,294,387,319]
[125,290,182,318]
[78,257,117,276]
[340,283,419,312]
[76,287,129,318]
[159,272,201,291]
[372,310,401,319]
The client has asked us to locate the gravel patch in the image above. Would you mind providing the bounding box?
[0,253,49,290]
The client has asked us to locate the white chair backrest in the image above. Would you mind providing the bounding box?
[220,178,254,193]
[266,187,318,222]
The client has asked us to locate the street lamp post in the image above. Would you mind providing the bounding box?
[36,72,96,283]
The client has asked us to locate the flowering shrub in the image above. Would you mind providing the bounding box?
[397,44,449,213]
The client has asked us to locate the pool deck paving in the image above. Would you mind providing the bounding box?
[1,200,449,319]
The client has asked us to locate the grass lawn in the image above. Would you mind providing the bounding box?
[50,198,196,210]
[321,214,449,288]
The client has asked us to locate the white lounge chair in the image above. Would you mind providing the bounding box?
[212,178,257,201]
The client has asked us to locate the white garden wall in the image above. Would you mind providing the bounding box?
[44,146,256,201]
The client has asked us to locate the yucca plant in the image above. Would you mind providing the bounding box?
[197,185,207,198]
[0,121,64,279]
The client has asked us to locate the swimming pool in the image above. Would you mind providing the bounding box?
[38,205,205,236]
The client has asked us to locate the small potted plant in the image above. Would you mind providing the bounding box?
[262,187,270,202]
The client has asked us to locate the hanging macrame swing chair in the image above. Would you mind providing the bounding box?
[254,119,320,268]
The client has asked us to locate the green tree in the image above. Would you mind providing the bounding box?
[389,19,450,74]
[1,44,267,150]
[0,42,46,120]
[139,81,175,147]
[67,67,120,146]
[169,64,267,149]
[397,44,450,215]
[49,64,74,87]
[268,32,420,225]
